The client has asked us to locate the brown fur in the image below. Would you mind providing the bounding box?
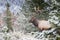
[29,17,38,27]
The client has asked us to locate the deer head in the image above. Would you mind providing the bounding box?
[29,16,38,27]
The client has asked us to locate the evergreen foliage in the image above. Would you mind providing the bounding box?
[6,3,13,32]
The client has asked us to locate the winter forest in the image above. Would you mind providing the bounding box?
[0,0,60,40]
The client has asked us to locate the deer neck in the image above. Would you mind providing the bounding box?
[32,19,39,27]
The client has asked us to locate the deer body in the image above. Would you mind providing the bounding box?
[29,17,51,30]
[38,20,51,30]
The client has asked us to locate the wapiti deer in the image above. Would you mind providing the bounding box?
[29,16,52,31]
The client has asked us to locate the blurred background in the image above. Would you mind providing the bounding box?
[0,0,60,40]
